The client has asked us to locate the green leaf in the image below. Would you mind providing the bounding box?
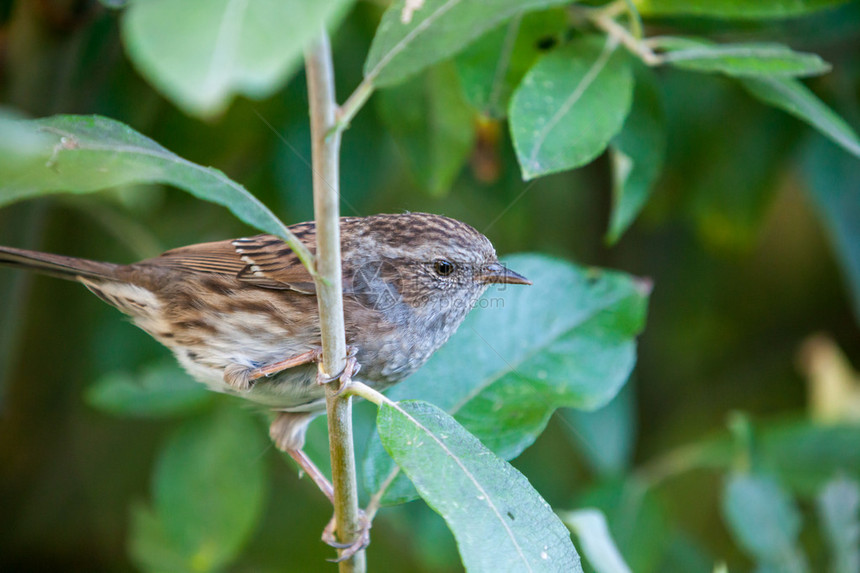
[803,136,860,325]
[562,508,633,573]
[0,115,299,241]
[607,68,665,244]
[741,76,860,159]
[150,405,267,572]
[86,361,212,418]
[364,0,571,88]
[817,476,860,573]
[560,384,636,477]
[377,400,582,572]
[121,0,353,117]
[721,473,809,573]
[364,254,649,504]
[376,63,475,196]
[128,502,190,573]
[654,37,831,78]
[509,35,634,180]
[577,480,670,573]
[642,418,860,497]
[634,0,853,19]
[756,422,860,494]
[454,9,568,118]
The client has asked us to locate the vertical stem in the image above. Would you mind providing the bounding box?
[304,30,366,572]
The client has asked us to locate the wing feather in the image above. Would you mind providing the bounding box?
[144,227,317,293]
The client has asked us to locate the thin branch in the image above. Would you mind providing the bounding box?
[572,3,663,67]
[344,380,388,406]
[334,77,374,134]
[305,29,366,572]
[621,0,644,40]
[345,382,401,520]
[365,467,401,522]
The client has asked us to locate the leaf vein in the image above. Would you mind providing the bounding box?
[367,0,462,82]
[394,403,533,570]
[527,34,619,172]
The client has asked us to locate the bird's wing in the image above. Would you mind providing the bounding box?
[231,233,317,293]
[150,228,317,293]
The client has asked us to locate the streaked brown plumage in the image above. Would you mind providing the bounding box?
[0,213,530,450]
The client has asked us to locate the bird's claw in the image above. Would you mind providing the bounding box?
[316,345,361,395]
[322,510,371,562]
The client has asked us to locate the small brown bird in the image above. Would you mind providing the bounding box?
[0,212,530,454]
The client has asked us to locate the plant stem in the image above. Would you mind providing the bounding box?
[573,3,662,66]
[304,29,366,572]
[333,77,374,134]
[342,382,400,521]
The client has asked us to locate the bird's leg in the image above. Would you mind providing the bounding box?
[322,512,371,562]
[267,347,371,560]
[315,345,360,387]
[317,351,372,561]
[224,348,323,390]
[250,348,323,381]
[269,410,335,503]
[224,346,359,391]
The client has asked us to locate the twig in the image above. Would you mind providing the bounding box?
[333,77,374,134]
[305,29,366,572]
[343,382,401,522]
[572,3,663,66]
[365,467,401,522]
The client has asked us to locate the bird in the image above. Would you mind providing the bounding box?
[0,212,530,455]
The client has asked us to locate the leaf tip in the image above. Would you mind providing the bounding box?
[634,276,654,297]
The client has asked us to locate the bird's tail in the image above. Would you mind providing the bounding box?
[0,245,121,282]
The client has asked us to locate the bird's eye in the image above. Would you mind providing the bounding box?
[433,259,455,277]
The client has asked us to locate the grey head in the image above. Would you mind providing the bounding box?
[343,213,530,352]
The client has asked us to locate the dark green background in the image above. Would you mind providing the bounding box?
[1,1,859,571]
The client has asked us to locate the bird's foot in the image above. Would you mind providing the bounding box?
[316,345,361,393]
[223,348,324,391]
[322,509,371,562]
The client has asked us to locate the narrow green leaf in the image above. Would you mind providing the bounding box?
[0,115,302,245]
[562,508,633,573]
[654,37,831,78]
[86,361,212,418]
[510,35,633,180]
[635,0,852,19]
[153,405,267,572]
[454,9,568,118]
[376,63,475,196]
[378,400,582,572]
[122,0,353,117]
[803,136,860,326]
[741,76,860,159]
[364,254,649,504]
[817,476,860,573]
[577,480,670,572]
[721,473,809,573]
[607,69,665,244]
[364,0,571,88]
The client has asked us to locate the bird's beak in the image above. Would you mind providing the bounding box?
[480,262,532,285]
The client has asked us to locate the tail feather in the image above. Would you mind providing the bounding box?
[0,245,121,282]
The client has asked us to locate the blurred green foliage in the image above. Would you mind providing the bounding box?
[1,0,860,571]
